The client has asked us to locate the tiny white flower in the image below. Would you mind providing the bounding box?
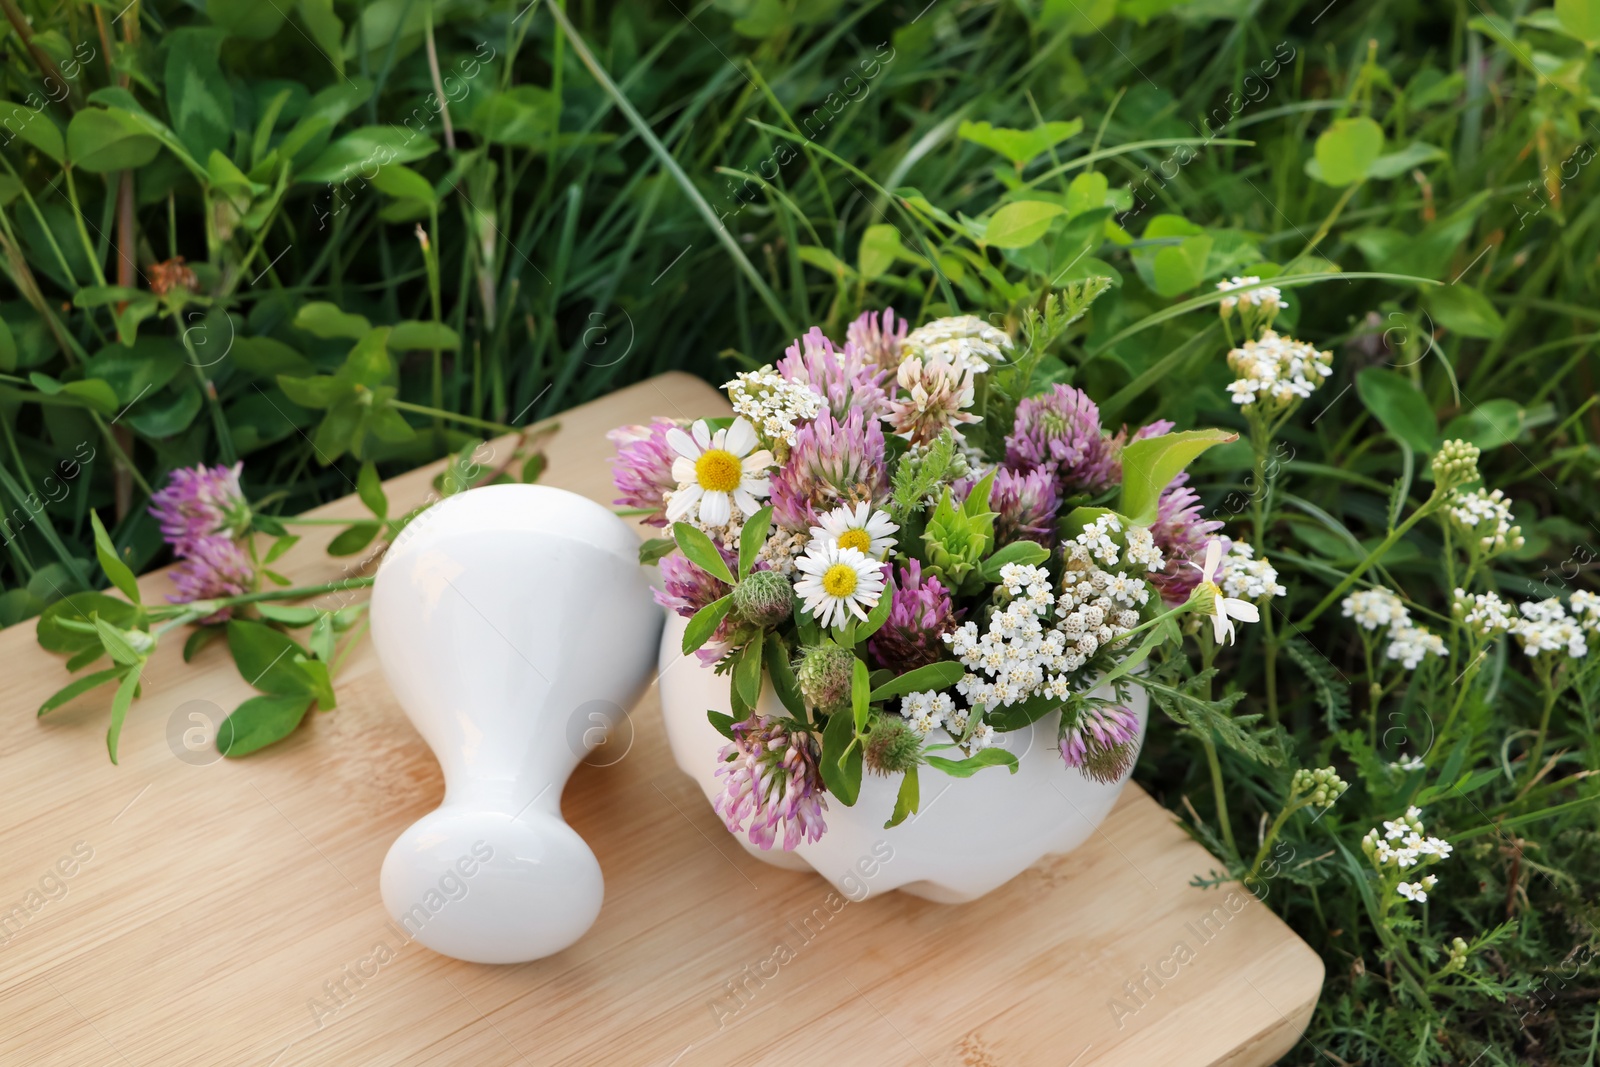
[665,417,775,527]
[1390,754,1425,772]
[792,540,886,628]
[1196,540,1260,645]
[1397,881,1428,903]
[810,502,898,560]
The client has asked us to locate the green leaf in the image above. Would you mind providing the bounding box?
[89,510,140,605]
[672,522,736,584]
[1311,117,1384,186]
[820,705,863,806]
[297,0,344,67]
[926,748,1020,778]
[1426,285,1504,339]
[707,709,737,741]
[682,596,734,656]
[367,163,435,205]
[183,626,223,663]
[958,119,1082,166]
[217,693,314,756]
[638,537,677,565]
[38,667,124,717]
[885,766,920,829]
[228,620,315,697]
[294,302,372,340]
[737,507,772,580]
[92,614,144,667]
[1066,171,1110,218]
[67,108,162,172]
[1441,399,1523,450]
[1151,234,1213,297]
[858,224,903,280]
[1356,368,1439,454]
[1117,428,1239,525]
[1367,142,1447,180]
[256,604,322,627]
[852,657,870,733]
[979,540,1050,582]
[869,661,966,703]
[387,320,459,350]
[37,593,139,654]
[326,522,381,556]
[763,635,806,717]
[105,669,141,764]
[207,0,287,38]
[984,200,1068,249]
[165,28,233,162]
[735,630,765,708]
[0,102,65,163]
[263,535,300,565]
[357,462,388,519]
[854,578,896,643]
[1556,0,1600,45]
[464,86,560,147]
[297,126,438,185]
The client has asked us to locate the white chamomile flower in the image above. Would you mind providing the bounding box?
[1194,540,1260,645]
[665,417,774,527]
[793,540,886,628]
[810,502,898,560]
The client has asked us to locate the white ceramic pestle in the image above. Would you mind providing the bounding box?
[370,484,662,964]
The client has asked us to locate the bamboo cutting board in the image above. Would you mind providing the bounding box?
[0,372,1322,1066]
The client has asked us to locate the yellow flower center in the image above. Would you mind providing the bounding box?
[822,563,859,598]
[836,528,873,554]
[694,448,743,493]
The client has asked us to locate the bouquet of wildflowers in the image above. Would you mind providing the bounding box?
[611,290,1281,849]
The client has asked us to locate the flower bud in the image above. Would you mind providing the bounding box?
[797,644,855,712]
[865,716,923,775]
[732,569,794,628]
[1432,438,1480,490]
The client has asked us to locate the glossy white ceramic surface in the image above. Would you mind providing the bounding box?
[371,485,662,963]
[658,611,1147,902]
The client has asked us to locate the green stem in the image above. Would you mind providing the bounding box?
[1524,680,1560,787]
[1201,733,1237,856]
[1296,491,1441,629]
[389,399,519,435]
[1246,798,1301,883]
[63,168,109,288]
[149,577,376,620]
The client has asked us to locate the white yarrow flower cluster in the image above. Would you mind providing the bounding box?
[1225,330,1333,413]
[1342,587,1409,631]
[1452,588,1514,639]
[1217,543,1287,601]
[1447,488,1524,555]
[901,314,1013,374]
[1386,624,1446,669]
[724,365,823,448]
[899,689,956,737]
[1215,275,1285,314]
[1512,598,1589,659]
[946,582,1074,709]
[1361,806,1452,905]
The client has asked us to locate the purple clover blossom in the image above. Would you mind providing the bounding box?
[607,418,682,527]
[149,462,249,553]
[769,409,889,531]
[1004,385,1119,495]
[844,307,907,372]
[1059,703,1141,784]
[776,326,891,421]
[961,466,1059,548]
[655,548,737,665]
[167,535,255,622]
[867,560,964,674]
[1147,475,1227,606]
[714,715,828,850]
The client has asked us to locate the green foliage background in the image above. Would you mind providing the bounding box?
[2,0,1598,1062]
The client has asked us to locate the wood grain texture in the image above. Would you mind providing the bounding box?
[0,372,1323,1066]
